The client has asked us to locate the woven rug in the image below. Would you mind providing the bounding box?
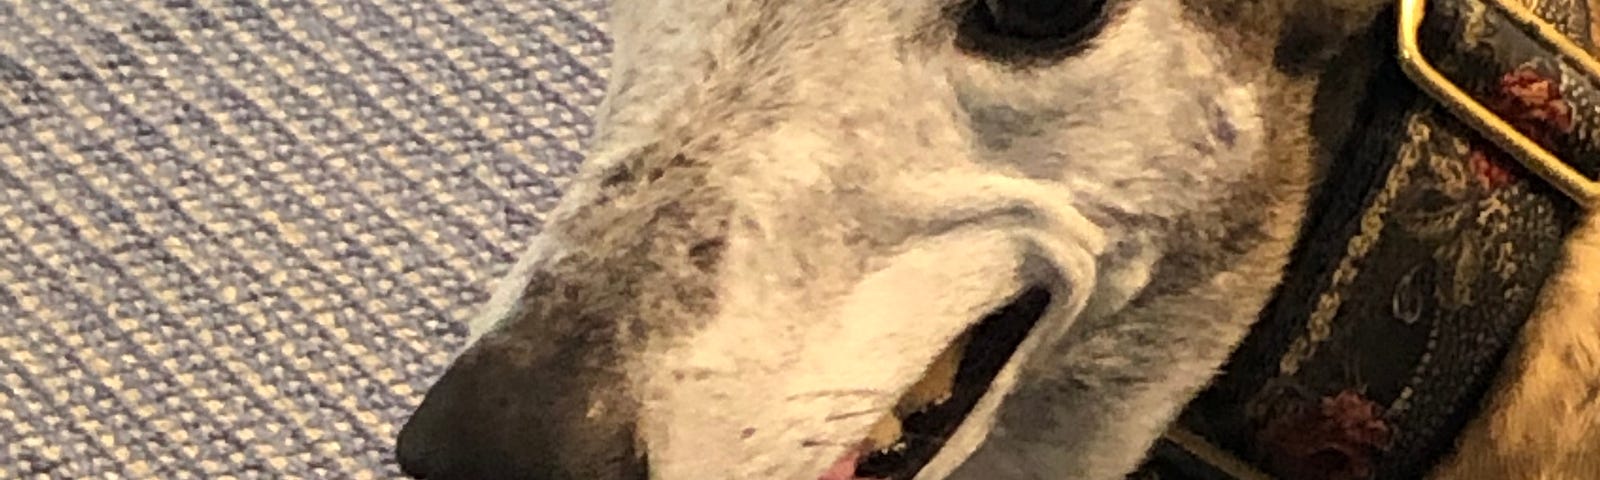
[0,0,608,477]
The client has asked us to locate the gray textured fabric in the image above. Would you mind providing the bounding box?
[0,0,609,477]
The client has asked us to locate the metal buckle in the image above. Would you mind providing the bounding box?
[1397,0,1600,210]
[1158,427,1275,480]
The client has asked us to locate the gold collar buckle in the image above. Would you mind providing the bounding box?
[1397,0,1600,210]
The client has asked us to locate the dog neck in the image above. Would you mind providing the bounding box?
[1141,1,1600,478]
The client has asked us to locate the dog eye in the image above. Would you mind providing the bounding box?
[956,0,1110,62]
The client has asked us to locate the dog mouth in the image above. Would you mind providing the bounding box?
[821,287,1053,480]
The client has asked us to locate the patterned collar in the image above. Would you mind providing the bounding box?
[1137,1,1599,479]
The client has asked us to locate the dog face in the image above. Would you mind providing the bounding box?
[395,0,1306,478]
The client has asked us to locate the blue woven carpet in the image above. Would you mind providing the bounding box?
[0,0,609,477]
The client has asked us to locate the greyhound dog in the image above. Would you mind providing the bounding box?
[394,0,1600,478]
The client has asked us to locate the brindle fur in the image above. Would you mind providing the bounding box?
[394,0,1600,479]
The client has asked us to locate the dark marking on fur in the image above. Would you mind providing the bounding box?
[824,409,883,422]
[647,154,697,182]
[1271,0,1390,75]
[611,68,639,100]
[965,104,1050,150]
[688,238,728,273]
[1210,103,1239,148]
[672,369,715,382]
[1564,344,1600,409]
[601,166,635,188]
[1581,381,1600,411]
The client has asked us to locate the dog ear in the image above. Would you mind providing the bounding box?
[1178,0,1391,75]
[1272,0,1393,73]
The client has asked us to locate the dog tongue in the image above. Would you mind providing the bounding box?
[818,446,881,480]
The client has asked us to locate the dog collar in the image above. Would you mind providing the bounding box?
[1137,0,1600,478]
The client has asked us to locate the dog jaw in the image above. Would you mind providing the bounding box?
[404,0,1303,478]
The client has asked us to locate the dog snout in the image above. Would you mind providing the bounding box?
[395,335,646,480]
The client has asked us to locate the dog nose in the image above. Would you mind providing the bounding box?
[395,338,647,480]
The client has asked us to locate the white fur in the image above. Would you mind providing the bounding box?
[422,0,1305,478]
[466,236,555,345]
[620,1,1269,478]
